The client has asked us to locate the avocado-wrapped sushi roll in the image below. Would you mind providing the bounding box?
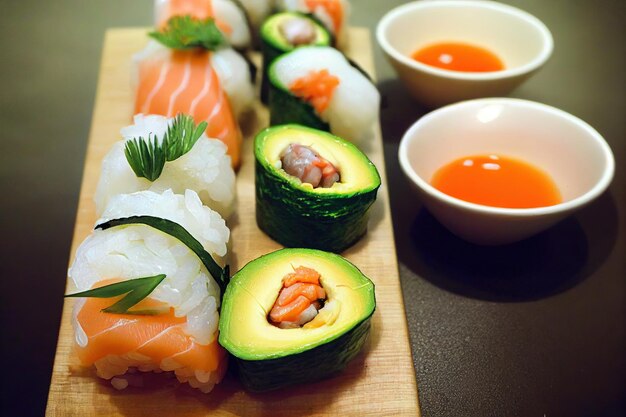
[260,12,332,103]
[67,189,230,393]
[154,0,252,49]
[219,248,375,391]
[268,46,380,143]
[277,0,350,47]
[255,124,380,252]
[95,114,235,219]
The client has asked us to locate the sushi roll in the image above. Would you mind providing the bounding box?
[276,0,350,47]
[260,11,332,103]
[255,124,381,252]
[94,114,236,218]
[134,17,255,168]
[267,46,380,143]
[219,248,375,391]
[67,189,230,393]
[154,0,252,49]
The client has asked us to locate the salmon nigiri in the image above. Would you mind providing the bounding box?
[75,284,228,392]
[134,17,254,168]
[67,190,230,392]
[277,0,350,47]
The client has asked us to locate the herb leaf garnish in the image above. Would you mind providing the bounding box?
[124,114,207,182]
[124,134,167,181]
[150,16,226,51]
[96,216,230,296]
[65,274,167,315]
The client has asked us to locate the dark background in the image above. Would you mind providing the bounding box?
[0,1,623,416]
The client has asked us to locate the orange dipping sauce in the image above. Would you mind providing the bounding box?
[412,42,505,72]
[431,154,561,209]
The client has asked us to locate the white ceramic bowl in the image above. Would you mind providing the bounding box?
[398,98,615,245]
[377,0,553,107]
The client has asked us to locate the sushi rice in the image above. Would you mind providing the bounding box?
[94,114,236,218]
[69,189,229,392]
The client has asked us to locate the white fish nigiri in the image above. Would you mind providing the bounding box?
[94,114,236,218]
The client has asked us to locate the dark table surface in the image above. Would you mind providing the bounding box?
[0,1,623,416]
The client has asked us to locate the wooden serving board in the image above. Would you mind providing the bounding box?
[46,27,420,416]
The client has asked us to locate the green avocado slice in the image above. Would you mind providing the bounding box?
[254,124,381,252]
[218,248,376,391]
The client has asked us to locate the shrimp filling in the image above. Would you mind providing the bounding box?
[269,266,327,329]
[280,17,316,46]
[280,143,340,188]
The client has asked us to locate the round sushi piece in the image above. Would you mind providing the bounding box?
[268,46,380,144]
[277,0,350,47]
[154,0,252,49]
[255,124,381,252]
[260,12,332,102]
[94,114,236,218]
[219,248,375,391]
[69,189,229,392]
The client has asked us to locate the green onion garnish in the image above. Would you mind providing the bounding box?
[149,16,226,51]
[65,274,167,315]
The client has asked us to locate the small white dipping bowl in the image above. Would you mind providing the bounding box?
[377,0,553,107]
[398,98,615,245]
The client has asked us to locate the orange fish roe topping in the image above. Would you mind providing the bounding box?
[289,69,340,114]
[269,267,327,326]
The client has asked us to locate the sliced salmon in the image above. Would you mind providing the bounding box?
[75,294,224,373]
[135,49,242,168]
[269,266,327,325]
[276,282,326,307]
[269,295,312,323]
